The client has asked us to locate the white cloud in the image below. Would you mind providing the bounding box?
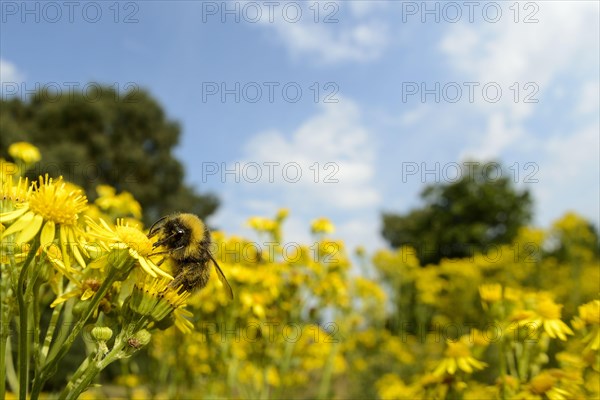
[441,3,598,86]
[258,2,388,64]
[460,112,525,160]
[240,98,379,209]
[0,59,24,85]
[211,97,382,251]
[347,1,389,18]
[441,2,599,159]
[575,80,600,116]
[535,122,600,225]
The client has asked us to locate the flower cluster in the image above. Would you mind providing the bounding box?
[1,143,193,399]
[2,141,598,399]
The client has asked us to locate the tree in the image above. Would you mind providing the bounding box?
[0,85,218,225]
[382,162,532,265]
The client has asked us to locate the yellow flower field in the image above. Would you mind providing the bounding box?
[1,142,598,399]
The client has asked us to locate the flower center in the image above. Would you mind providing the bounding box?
[116,226,153,256]
[579,300,600,325]
[29,176,87,225]
[444,342,471,358]
[530,373,556,394]
[537,298,562,320]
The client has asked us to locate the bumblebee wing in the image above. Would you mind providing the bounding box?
[208,253,234,300]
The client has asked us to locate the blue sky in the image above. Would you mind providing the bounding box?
[2,1,599,251]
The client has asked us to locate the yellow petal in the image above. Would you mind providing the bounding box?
[40,220,56,249]
[16,213,43,244]
[72,244,86,269]
[135,253,172,280]
[432,360,449,377]
[447,359,457,375]
[137,256,157,278]
[2,211,34,237]
[50,289,81,308]
[60,226,71,269]
[544,321,556,339]
[80,288,95,301]
[67,228,86,269]
[457,358,473,374]
[469,358,487,371]
[48,258,79,283]
[0,206,29,223]
[88,254,109,269]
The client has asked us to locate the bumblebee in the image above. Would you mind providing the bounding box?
[147,213,233,299]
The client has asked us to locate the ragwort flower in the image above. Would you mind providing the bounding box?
[574,299,600,351]
[311,217,335,234]
[534,297,574,341]
[129,274,193,333]
[526,370,573,400]
[433,339,488,376]
[8,141,41,164]
[479,283,503,303]
[1,175,88,267]
[85,216,172,280]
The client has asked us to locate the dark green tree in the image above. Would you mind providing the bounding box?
[0,85,218,225]
[382,162,532,265]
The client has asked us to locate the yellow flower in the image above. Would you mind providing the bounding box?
[311,217,335,234]
[433,340,488,376]
[246,216,277,232]
[504,287,522,302]
[528,371,572,400]
[534,297,574,341]
[575,300,600,351]
[510,297,574,341]
[8,141,41,164]
[95,185,143,219]
[85,216,172,279]
[578,300,600,325]
[1,175,88,267]
[375,373,416,399]
[479,283,502,303]
[275,208,289,221]
[128,274,193,334]
[51,277,102,308]
[470,329,492,347]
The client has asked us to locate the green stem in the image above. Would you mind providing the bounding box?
[59,352,94,399]
[62,357,102,400]
[317,340,340,400]
[17,236,39,400]
[31,270,122,399]
[62,320,144,400]
[517,341,531,381]
[499,338,507,400]
[39,301,64,363]
[507,343,519,378]
[0,326,6,399]
[31,271,44,375]
[1,263,12,399]
[5,336,19,393]
[273,337,296,398]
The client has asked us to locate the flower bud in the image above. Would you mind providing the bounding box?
[128,329,151,349]
[91,326,113,342]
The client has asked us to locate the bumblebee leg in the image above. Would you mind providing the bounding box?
[168,264,210,293]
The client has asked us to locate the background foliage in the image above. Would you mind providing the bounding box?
[0,87,218,225]
[381,164,533,265]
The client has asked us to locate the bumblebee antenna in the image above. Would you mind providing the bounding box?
[148,215,168,238]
